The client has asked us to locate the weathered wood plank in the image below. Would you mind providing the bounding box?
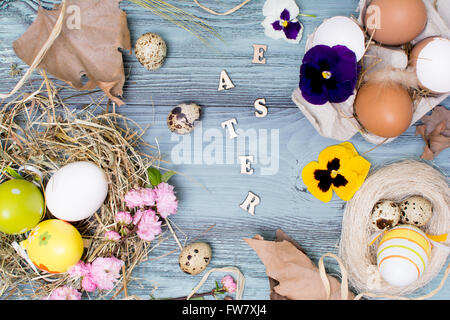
[0,0,448,300]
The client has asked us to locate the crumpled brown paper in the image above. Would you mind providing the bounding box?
[244,229,354,300]
[13,0,131,106]
[416,106,450,160]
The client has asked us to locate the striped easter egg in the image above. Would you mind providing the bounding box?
[377,224,431,287]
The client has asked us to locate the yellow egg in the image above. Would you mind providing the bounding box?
[377,225,431,287]
[20,219,84,273]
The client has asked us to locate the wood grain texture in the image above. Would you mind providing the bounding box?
[0,0,449,300]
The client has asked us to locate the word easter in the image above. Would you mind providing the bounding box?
[218,44,271,217]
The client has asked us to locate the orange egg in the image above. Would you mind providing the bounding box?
[365,0,427,45]
[354,83,413,138]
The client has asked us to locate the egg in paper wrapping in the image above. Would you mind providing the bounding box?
[354,83,413,138]
[377,224,431,287]
[45,161,108,222]
[0,179,45,235]
[311,16,366,61]
[364,0,427,46]
[20,219,84,273]
[410,37,450,94]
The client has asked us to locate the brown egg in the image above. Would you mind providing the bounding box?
[365,0,427,45]
[354,83,413,138]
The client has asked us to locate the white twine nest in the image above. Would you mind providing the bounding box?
[339,160,450,296]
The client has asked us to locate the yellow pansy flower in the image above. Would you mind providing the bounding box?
[302,142,371,203]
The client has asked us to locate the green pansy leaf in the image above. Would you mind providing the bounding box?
[161,170,176,183]
[147,167,162,187]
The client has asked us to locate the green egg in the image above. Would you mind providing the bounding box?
[0,179,45,234]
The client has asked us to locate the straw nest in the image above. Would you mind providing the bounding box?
[340,160,450,297]
[0,76,170,299]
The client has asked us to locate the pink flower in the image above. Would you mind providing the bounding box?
[105,230,121,242]
[115,211,133,225]
[221,275,237,293]
[124,188,144,209]
[141,188,156,207]
[81,275,97,292]
[133,209,162,241]
[154,182,178,218]
[67,261,90,279]
[90,257,124,291]
[47,286,81,300]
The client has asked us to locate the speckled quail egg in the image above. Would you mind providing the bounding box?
[399,196,433,227]
[135,32,167,71]
[178,242,212,275]
[370,200,401,230]
[167,103,201,135]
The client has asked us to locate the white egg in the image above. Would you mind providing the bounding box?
[377,225,431,287]
[45,161,108,222]
[311,16,366,61]
[411,37,450,93]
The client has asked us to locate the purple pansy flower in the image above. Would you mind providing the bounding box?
[299,45,359,105]
[271,9,302,40]
[262,0,303,44]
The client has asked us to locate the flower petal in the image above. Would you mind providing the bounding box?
[272,20,283,31]
[280,8,291,21]
[263,0,299,17]
[302,161,333,203]
[283,20,301,40]
[317,143,356,170]
[329,45,358,82]
[262,17,285,40]
[300,64,328,105]
[331,169,359,201]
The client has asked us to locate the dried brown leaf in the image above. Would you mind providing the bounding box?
[416,106,450,160]
[13,0,131,106]
[244,229,354,300]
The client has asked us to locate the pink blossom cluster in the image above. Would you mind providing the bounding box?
[221,275,237,294]
[47,286,81,300]
[68,256,124,293]
[105,183,178,242]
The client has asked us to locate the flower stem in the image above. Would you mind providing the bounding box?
[171,289,226,300]
[298,13,317,18]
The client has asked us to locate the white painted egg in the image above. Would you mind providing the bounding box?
[377,224,431,287]
[311,16,366,61]
[45,161,109,222]
[410,37,450,93]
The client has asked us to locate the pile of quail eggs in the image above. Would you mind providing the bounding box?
[370,195,433,231]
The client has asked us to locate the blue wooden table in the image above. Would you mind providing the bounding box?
[0,0,449,300]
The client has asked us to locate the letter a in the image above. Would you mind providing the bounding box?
[218,70,235,91]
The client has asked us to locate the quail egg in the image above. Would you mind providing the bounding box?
[370,200,401,230]
[135,32,167,71]
[178,242,212,275]
[167,103,201,135]
[399,196,433,227]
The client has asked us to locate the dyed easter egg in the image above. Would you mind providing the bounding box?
[45,161,108,222]
[0,179,45,234]
[20,219,84,273]
[377,224,431,287]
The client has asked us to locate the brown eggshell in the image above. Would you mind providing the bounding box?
[354,83,413,138]
[365,0,427,46]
